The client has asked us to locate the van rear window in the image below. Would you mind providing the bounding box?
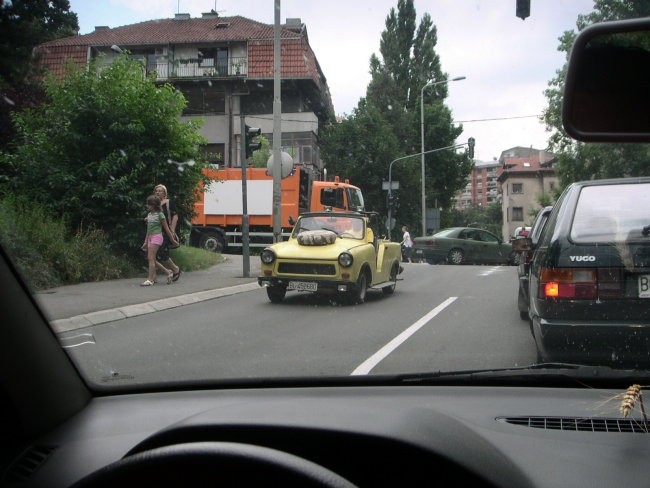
[571,183,650,243]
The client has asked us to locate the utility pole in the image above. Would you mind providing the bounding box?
[240,116,250,277]
[272,0,282,242]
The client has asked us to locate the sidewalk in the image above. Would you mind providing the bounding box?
[35,254,261,333]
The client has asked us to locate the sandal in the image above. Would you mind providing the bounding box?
[166,272,173,285]
[172,270,182,282]
[140,279,155,286]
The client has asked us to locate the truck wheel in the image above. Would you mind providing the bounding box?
[347,272,367,305]
[199,231,225,253]
[382,263,399,295]
[266,285,286,303]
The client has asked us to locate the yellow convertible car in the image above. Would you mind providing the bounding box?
[258,211,403,304]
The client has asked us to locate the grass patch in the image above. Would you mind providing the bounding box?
[168,245,225,271]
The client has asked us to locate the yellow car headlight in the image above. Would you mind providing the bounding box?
[261,249,276,264]
[338,252,353,267]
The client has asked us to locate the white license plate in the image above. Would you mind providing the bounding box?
[287,281,318,292]
[639,275,650,297]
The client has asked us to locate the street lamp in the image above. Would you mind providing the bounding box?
[420,75,466,236]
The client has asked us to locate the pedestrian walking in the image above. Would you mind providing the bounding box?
[154,184,182,283]
[141,195,179,286]
[400,225,414,263]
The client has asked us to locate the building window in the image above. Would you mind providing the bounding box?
[200,143,224,165]
[179,86,226,115]
[512,207,524,221]
[512,183,523,194]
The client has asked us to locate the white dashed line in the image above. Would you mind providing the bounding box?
[351,296,458,375]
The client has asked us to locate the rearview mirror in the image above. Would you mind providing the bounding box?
[562,17,650,142]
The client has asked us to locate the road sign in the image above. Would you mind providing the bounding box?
[382,181,400,190]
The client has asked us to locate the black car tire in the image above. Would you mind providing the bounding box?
[348,272,368,304]
[447,248,464,265]
[267,285,287,303]
[382,263,399,295]
[509,252,520,266]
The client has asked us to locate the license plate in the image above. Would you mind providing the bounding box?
[287,281,318,292]
[639,275,650,297]
[414,249,423,255]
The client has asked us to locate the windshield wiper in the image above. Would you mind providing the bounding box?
[395,363,650,386]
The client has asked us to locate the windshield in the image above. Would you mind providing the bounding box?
[3,0,650,391]
[293,215,365,239]
[347,187,365,211]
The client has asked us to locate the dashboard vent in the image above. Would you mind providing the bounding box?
[3,445,55,481]
[497,416,650,433]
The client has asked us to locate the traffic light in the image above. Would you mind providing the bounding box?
[467,137,475,159]
[245,124,261,159]
[516,0,530,20]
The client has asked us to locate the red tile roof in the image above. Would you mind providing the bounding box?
[38,16,285,47]
[502,157,553,171]
[36,15,322,82]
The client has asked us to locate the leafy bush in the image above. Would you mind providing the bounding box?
[2,55,209,259]
[0,195,136,290]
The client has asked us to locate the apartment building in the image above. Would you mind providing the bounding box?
[35,12,333,170]
[497,146,557,239]
[455,159,501,210]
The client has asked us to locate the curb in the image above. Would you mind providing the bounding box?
[52,282,261,333]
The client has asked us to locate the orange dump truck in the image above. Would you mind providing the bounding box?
[190,166,364,252]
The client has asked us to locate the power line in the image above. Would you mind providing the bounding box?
[454,114,541,123]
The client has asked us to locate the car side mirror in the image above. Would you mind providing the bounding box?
[563,17,650,142]
[511,237,532,252]
[289,216,296,225]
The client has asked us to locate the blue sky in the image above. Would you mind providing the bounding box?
[67,0,595,161]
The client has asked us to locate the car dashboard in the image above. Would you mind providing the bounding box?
[4,383,650,488]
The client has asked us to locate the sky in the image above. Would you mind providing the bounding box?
[67,0,596,162]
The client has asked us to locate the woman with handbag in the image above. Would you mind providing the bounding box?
[154,184,182,283]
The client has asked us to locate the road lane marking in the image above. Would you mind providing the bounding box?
[351,296,458,375]
[478,266,502,276]
[59,332,96,348]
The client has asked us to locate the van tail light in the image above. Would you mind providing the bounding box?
[539,268,622,300]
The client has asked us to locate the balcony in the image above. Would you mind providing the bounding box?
[150,56,248,80]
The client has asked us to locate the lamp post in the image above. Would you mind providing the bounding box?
[420,75,466,236]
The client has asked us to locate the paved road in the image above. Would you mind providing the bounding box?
[58,262,536,383]
[35,253,261,332]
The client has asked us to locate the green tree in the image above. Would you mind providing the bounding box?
[446,202,503,238]
[250,135,271,168]
[2,54,208,257]
[320,100,400,230]
[321,0,470,236]
[0,0,79,151]
[543,0,650,188]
